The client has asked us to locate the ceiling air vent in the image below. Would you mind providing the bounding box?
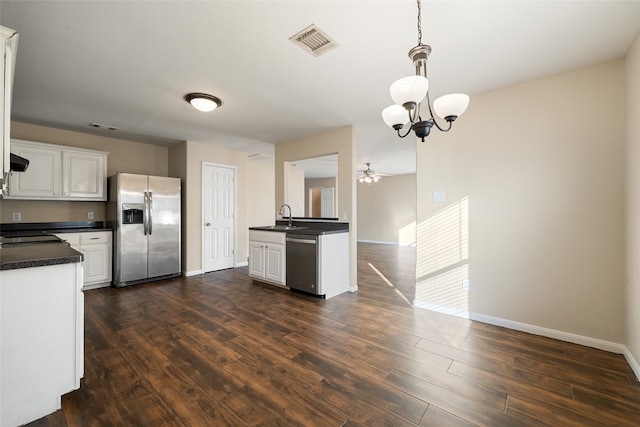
[289,24,339,57]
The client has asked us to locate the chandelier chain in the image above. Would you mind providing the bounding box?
[416,0,422,45]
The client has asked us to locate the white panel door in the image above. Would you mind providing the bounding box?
[321,187,335,217]
[203,164,235,272]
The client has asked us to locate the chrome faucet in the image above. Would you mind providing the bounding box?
[279,204,292,227]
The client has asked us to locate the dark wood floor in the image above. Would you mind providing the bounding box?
[28,243,640,426]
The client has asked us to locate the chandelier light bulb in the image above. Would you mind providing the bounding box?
[433,93,470,121]
[389,75,429,107]
[382,105,409,128]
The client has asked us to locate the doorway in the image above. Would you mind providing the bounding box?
[202,163,236,272]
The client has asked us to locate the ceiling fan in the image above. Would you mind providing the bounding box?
[356,163,392,184]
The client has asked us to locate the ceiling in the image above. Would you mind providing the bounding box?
[1,1,640,178]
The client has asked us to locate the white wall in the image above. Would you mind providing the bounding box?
[417,59,625,344]
[625,31,640,371]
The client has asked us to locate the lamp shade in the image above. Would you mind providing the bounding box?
[433,93,469,120]
[382,105,409,128]
[389,75,429,106]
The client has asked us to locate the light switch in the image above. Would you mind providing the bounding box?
[12,212,21,222]
[433,191,446,203]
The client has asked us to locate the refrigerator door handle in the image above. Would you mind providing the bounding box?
[143,191,149,235]
[148,191,153,235]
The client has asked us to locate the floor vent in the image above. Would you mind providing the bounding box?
[289,24,339,57]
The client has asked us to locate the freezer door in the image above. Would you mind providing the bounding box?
[113,173,149,284]
[147,176,181,278]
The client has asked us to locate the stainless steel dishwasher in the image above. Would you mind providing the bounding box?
[286,233,320,296]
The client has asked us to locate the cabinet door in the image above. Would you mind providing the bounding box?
[264,243,285,285]
[62,150,106,200]
[81,243,111,285]
[8,142,61,199]
[248,241,265,278]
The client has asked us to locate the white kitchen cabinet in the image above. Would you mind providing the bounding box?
[7,139,107,201]
[317,232,350,299]
[7,141,62,198]
[62,149,106,199]
[0,262,84,427]
[249,230,286,287]
[55,231,112,289]
[0,25,18,195]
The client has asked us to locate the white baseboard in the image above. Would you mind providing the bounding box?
[470,312,625,354]
[235,261,248,268]
[623,347,640,382]
[184,269,203,277]
[470,312,640,381]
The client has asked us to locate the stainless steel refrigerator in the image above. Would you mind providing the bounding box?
[107,172,181,287]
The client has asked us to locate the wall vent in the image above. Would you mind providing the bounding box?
[289,24,339,57]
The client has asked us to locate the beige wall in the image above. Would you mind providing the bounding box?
[284,163,305,217]
[170,141,249,275]
[247,161,275,227]
[357,174,416,245]
[275,126,357,289]
[417,59,625,343]
[1,122,169,223]
[625,32,640,369]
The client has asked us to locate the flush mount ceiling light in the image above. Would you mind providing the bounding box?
[184,93,222,112]
[382,0,469,142]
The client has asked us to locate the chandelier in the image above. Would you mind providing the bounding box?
[382,0,469,142]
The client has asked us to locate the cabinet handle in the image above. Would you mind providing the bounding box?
[64,192,69,196]
[89,237,99,240]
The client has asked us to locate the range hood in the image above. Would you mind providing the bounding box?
[9,153,29,172]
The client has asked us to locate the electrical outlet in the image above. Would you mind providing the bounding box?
[88,211,94,220]
[12,212,21,222]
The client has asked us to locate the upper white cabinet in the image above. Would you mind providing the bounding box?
[7,140,61,198]
[7,139,107,201]
[0,25,18,195]
[62,149,106,199]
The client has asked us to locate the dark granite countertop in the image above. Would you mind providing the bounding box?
[0,221,111,237]
[0,242,83,271]
[249,219,349,236]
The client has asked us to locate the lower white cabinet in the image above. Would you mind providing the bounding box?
[249,230,286,287]
[54,231,112,289]
[0,262,84,427]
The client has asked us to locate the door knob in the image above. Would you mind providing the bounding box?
[206,222,211,226]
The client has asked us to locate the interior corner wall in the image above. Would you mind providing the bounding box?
[625,31,640,368]
[181,141,248,275]
[275,126,357,289]
[1,121,169,223]
[168,142,187,274]
[417,59,625,343]
[357,174,416,245]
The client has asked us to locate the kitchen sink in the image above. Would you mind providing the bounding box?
[267,225,304,230]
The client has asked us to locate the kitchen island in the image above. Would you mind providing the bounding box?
[249,219,349,299]
[0,236,84,427]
